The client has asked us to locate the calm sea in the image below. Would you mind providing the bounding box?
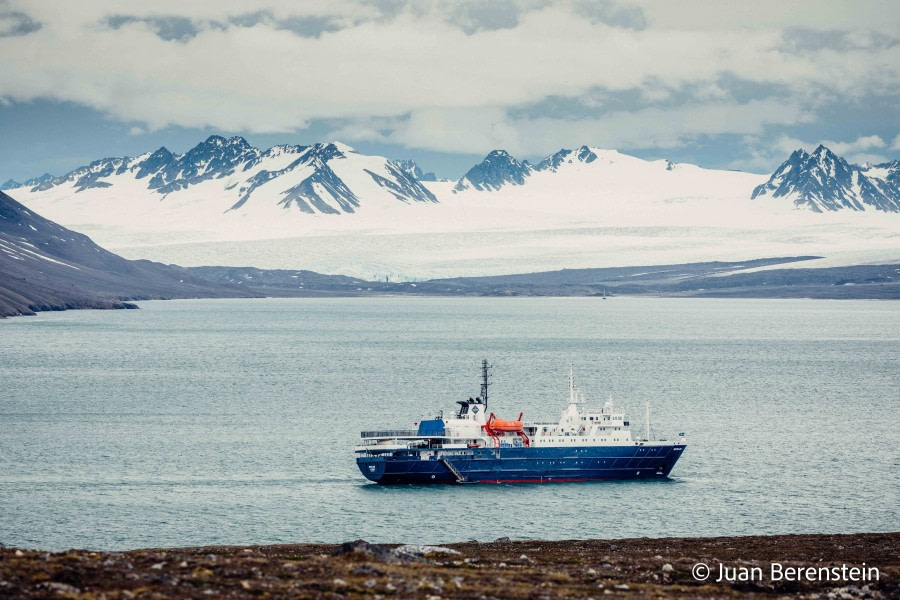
[1,297,898,550]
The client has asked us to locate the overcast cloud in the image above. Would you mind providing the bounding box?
[0,0,897,177]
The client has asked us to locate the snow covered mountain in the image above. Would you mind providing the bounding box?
[454,144,900,216]
[752,145,900,212]
[391,159,438,182]
[451,145,690,193]
[447,144,766,218]
[1,173,54,190]
[5,139,898,279]
[5,136,437,215]
[453,150,532,192]
[535,146,601,171]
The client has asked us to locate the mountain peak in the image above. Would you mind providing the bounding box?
[135,147,176,180]
[535,146,600,172]
[187,135,255,157]
[811,145,843,165]
[453,150,532,192]
[149,146,173,158]
[391,159,437,182]
[576,145,598,163]
[303,142,351,164]
[325,141,356,153]
[752,146,900,212]
[202,135,250,148]
[6,136,440,216]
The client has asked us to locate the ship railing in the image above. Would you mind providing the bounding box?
[360,430,422,439]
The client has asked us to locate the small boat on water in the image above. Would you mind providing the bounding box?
[355,361,687,484]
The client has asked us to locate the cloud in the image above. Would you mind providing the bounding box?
[128,126,146,136]
[340,99,814,157]
[636,0,900,33]
[426,0,540,34]
[389,107,525,154]
[777,134,887,156]
[572,0,647,30]
[0,0,897,155]
[825,134,886,154]
[819,135,890,165]
[738,133,894,172]
[890,134,900,151]
[843,152,889,165]
[0,10,40,36]
[773,135,810,155]
[105,15,199,42]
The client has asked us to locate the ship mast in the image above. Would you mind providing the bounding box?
[645,402,651,441]
[480,359,491,411]
[568,366,575,404]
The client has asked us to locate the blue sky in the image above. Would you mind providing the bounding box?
[1,0,898,182]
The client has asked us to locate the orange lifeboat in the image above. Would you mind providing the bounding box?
[483,412,530,447]
[490,412,524,431]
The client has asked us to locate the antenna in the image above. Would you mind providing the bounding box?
[645,402,652,441]
[568,366,575,404]
[480,359,492,411]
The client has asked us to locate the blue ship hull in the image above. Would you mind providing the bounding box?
[357,444,686,484]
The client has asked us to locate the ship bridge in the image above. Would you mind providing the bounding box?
[454,397,487,422]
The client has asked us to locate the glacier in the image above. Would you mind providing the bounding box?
[5,138,899,280]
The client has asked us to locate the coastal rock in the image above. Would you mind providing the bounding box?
[0,532,895,599]
[394,544,461,558]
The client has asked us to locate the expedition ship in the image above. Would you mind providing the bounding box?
[356,361,686,484]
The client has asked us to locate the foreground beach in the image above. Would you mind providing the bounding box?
[1,532,895,598]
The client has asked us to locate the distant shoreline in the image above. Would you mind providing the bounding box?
[3,190,897,319]
[2,532,896,598]
[3,284,899,321]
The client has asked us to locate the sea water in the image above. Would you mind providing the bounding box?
[1,297,898,550]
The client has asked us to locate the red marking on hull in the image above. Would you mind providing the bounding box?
[477,477,609,484]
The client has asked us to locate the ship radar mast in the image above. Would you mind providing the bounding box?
[568,366,576,405]
[480,359,492,411]
[645,402,652,441]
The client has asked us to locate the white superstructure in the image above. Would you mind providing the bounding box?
[357,365,685,453]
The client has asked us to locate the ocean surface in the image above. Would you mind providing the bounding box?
[1,297,898,551]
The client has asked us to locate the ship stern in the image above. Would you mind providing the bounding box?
[356,456,387,483]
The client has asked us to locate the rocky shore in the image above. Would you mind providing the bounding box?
[0,532,896,598]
